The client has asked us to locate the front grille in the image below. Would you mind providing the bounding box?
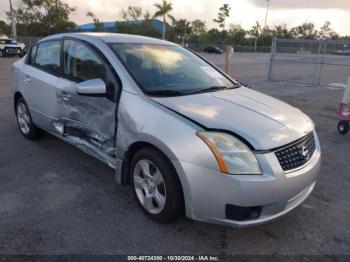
[5,47,21,55]
[275,132,316,171]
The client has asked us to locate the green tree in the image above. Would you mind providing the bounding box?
[0,20,10,35]
[121,6,143,21]
[259,26,273,47]
[173,19,192,45]
[291,22,318,39]
[117,6,160,37]
[213,3,231,30]
[227,24,247,45]
[187,20,207,44]
[272,24,294,39]
[153,0,174,39]
[191,20,206,36]
[319,21,338,40]
[87,12,103,32]
[206,28,221,44]
[12,0,76,36]
[251,21,262,52]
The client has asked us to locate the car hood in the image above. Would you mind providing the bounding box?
[152,87,314,150]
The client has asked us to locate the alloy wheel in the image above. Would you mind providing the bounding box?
[133,159,167,214]
[17,102,31,134]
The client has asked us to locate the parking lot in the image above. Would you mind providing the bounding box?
[0,53,349,255]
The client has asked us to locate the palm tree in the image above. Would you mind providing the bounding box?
[87,12,103,32]
[251,21,262,52]
[173,19,192,45]
[153,0,174,39]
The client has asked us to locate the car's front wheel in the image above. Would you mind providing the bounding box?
[338,120,349,135]
[15,97,43,139]
[130,148,183,223]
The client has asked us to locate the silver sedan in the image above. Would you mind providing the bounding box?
[12,33,321,227]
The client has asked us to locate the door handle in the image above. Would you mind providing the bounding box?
[23,74,31,84]
[59,91,72,101]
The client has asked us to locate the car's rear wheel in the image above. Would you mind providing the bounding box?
[15,97,43,139]
[130,148,183,223]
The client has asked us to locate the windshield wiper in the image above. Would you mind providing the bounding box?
[146,89,190,97]
[147,85,240,97]
[189,85,236,95]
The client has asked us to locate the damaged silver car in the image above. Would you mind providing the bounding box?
[12,33,321,227]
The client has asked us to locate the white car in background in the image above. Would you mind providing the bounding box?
[0,35,26,57]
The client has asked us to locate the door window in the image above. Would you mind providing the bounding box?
[34,41,61,73]
[63,39,107,83]
[29,45,38,64]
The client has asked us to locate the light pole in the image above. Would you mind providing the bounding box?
[264,0,270,29]
[9,0,17,39]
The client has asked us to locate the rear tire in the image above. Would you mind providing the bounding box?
[15,97,43,139]
[130,147,184,223]
[338,120,349,135]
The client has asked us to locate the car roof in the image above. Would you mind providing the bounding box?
[0,35,10,40]
[39,32,177,46]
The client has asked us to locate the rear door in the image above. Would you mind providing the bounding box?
[20,40,62,132]
[56,38,118,152]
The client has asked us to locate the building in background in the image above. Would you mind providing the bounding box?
[78,19,166,33]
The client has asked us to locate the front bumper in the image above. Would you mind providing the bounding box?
[1,47,23,56]
[175,132,321,227]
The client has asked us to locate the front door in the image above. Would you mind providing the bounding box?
[56,38,119,155]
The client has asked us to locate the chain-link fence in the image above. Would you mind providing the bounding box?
[268,38,350,87]
[187,43,271,53]
[15,37,273,54]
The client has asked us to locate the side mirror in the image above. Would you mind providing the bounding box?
[76,79,106,96]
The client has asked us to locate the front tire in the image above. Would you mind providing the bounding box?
[18,50,26,58]
[130,148,184,223]
[338,120,349,135]
[15,97,43,139]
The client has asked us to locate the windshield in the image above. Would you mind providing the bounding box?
[110,43,239,96]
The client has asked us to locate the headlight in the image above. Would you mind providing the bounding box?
[197,131,261,175]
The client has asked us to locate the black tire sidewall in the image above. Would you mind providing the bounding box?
[130,147,184,223]
[338,121,350,135]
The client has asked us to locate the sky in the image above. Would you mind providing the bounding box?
[1,0,350,35]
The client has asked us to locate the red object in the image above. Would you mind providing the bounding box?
[338,103,350,120]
